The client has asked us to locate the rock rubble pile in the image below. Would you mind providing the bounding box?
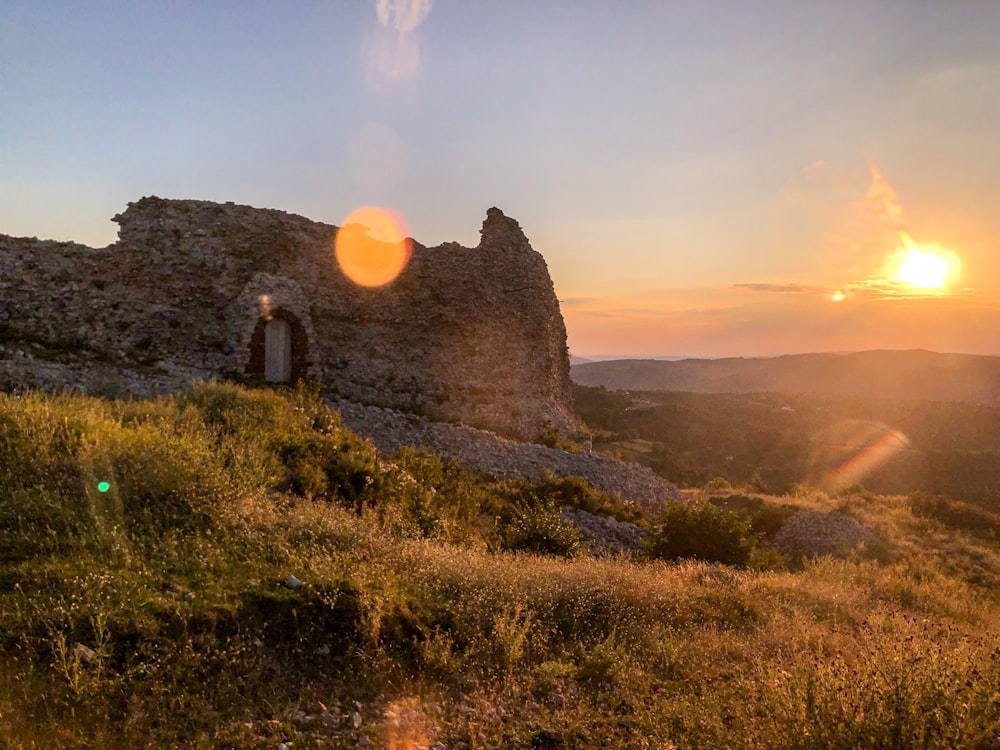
[331,398,684,514]
[559,507,650,556]
[770,510,877,558]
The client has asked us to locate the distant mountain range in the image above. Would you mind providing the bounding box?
[571,349,1000,405]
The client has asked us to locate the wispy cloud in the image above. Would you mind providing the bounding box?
[732,283,829,294]
[565,285,1000,359]
[558,296,600,307]
[862,157,904,229]
[836,278,982,302]
[774,154,975,303]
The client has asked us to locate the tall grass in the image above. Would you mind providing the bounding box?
[1,382,999,748]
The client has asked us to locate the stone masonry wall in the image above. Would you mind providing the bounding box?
[0,197,577,441]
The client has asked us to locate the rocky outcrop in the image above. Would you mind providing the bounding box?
[0,197,577,440]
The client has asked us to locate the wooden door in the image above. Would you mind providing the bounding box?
[264,318,292,383]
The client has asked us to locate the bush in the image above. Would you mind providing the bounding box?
[537,423,584,452]
[181,379,288,437]
[501,500,583,558]
[646,499,759,566]
[103,421,235,531]
[527,473,640,523]
[708,493,797,538]
[387,447,506,543]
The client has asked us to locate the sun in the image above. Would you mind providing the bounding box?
[892,232,959,290]
[896,248,949,288]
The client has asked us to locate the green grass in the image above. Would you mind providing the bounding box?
[2,382,1000,748]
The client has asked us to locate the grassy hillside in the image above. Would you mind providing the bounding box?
[571,349,1000,406]
[2,383,1000,748]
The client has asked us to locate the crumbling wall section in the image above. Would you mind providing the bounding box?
[0,197,577,441]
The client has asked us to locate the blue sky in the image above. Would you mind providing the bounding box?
[3,1,1000,356]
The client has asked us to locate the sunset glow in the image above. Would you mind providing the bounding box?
[893,233,959,290]
[3,4,1000,359]
[6,5,1000,746]
[863,162,963,295]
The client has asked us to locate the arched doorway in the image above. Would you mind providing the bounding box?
[264,318,292,382]
[245,309,309,384]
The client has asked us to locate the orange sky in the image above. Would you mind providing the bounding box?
[556,156,1000,358]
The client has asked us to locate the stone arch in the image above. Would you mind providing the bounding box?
[245,307,309,384]
[228,273,316,384]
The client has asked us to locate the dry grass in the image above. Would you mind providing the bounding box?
[1,383,999,748]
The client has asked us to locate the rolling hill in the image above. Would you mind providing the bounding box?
[571,349,1000,405]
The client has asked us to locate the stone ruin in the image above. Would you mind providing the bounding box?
[0,197,578,441]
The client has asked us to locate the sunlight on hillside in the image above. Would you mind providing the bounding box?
[4,384,1000,748]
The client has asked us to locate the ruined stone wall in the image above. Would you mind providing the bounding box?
[0,197,577,441]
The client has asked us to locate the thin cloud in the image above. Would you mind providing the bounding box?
[567,287,1000,359]
[862,156,904,228]
[732,283,828,294]
[835,278,984,302]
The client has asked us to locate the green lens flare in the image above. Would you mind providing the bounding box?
[97,481,110,493]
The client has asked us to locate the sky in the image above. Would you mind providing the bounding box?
[3,1,1000,359]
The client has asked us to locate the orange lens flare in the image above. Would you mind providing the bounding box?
[805,419,909,491]
[335,206,412,287]
[258,294,272,317]
[383,696,431,750]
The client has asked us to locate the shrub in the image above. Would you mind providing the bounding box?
[103,421,236,531]
[702,476,732,492]
[527,473,640,523]
[501,500,583,558]
[708,493,796,538]
[181,379,287,436]
[575,634,629,688]
[837,482,876,502]
[531,659,575,698]
[386,447,505,543]
[275,430,382,511]
[537,423,582,452]
[646,499,759,566]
